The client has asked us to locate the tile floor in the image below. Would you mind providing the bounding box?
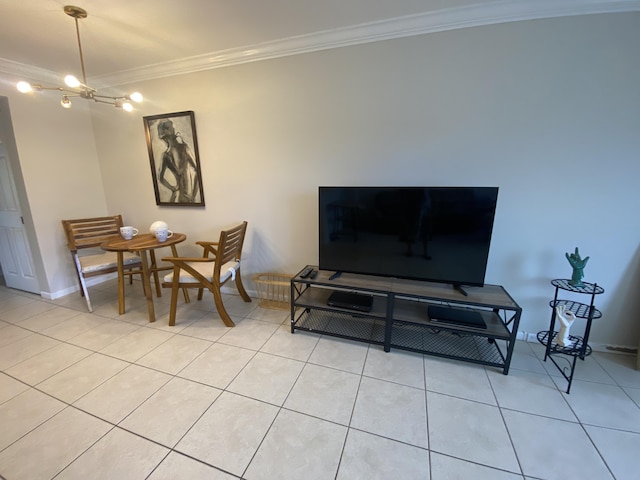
[1,278,640,479]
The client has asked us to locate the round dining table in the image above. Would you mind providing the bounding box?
[102,232,186,322]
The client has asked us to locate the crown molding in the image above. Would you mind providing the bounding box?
[3,0,639,88]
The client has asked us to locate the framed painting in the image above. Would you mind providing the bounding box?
[143,110,205,206]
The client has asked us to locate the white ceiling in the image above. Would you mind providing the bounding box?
[1,0,639,87]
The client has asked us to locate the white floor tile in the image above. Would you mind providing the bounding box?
[0,406,111,480]
[55,426,169,480]
[0,372,29,404]
[558,378,640,431]
[120,377,221,447]
[427,392,519,472]
[585,424,640,480]
[429,452,523,480]
[73,364,171,423]
[260,323,321,361]
[176,391,279,476]
[0,324,32,347]
[37,352,129,403]
[352,376,427,448]
[487,368,577,421]
[136,334,212,375]
[16,305,82,333]
[148,451,237,479]
[178,342,256,389]
[0,300,57,324]
[0,333,60,370]
[503,409,613,480]
[98,326,174,362]
[5,342,92,385]
[594,352,640,388]
[40,312,103,341]
[65,319,140,351]
[425,356,496,405]
[337,429,429,480]
[284,363,360,425]
[308,336,369,374]
[244,409,347,480]
[227,351,304,405]
[0,387,66,450]
[364,346,425,388]
[217,318,279,350]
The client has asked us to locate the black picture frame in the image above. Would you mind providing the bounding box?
[143,110,205,206]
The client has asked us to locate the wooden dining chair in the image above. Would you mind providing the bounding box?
[61,215,143,312]
[161,221,251,327]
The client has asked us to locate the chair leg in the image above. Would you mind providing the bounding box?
[212,287,235,327]
[73,256,93,312]
[234,270,252,303]
[168,270,181,327]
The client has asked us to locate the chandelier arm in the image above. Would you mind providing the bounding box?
[32,85,82,95]
[92,98,119,106]
[92,94,126,100]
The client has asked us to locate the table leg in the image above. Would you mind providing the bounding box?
[117,251,125,315]
[139,250,156,323]
[149,250,163,297]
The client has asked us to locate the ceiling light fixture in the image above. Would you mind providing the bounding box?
[16,5,142,111]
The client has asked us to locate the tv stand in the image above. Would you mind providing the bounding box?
[453,284,469,296]
[291,266,522,374]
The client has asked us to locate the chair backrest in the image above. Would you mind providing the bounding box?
[62,215,125,252]
[214,221,248,276]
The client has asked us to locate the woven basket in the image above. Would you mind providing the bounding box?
[253,273,293,310]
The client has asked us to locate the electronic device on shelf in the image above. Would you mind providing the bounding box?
[318,186,498,290]
[327,291,373,312]
[427,304,487,329]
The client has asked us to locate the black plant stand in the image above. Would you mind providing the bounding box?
[537,279,604,394]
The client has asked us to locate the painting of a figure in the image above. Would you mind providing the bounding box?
[143,111,205,206]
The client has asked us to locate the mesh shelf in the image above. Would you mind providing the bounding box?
[551,279,604,295]
[391,321,506,367]
[537,330,592,357]
[549,299,602,320]
[293,309,386,345]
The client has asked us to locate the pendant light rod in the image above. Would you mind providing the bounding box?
[65,5,89,85]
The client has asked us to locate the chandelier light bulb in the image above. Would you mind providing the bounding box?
[61,96,72,108]
[64,75,81,88]
[129,92,143,103]
[17,81,33,93]
[122,102,133,112]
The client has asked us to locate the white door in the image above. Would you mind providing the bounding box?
[0,143,40,293]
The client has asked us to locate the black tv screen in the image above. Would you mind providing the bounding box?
[319,186,499,287]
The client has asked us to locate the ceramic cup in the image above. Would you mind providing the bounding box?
[120,226,139,240]
[155,228,173,243]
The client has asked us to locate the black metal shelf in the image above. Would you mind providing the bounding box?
[291,266,522,374]
[539,278,604,394]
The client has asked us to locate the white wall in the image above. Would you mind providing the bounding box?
[0,86,108,295]
[3,12,640,346]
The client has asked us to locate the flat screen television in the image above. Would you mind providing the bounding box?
[318,186,499,289]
